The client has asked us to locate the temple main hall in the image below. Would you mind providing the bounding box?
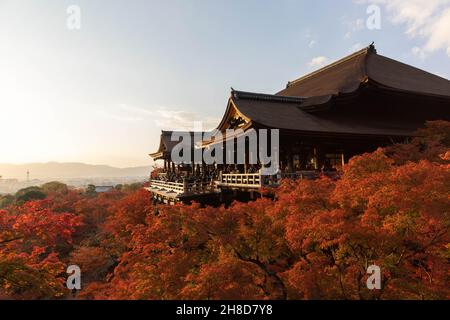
[147,44,450,204]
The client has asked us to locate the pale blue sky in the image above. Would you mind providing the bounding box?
[1,0,449,167]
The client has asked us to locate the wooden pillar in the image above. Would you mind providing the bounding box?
[164,159,167,171]
[287,152,294,173]
[244,150,247,173]
[244,142,249,173]
[192,147,195,173]
[315,146,326,170]
[313,147,318,170]
[249,150,255,173]
[300,146,309,170]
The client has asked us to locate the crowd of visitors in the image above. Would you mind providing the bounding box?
[151,161,342,185]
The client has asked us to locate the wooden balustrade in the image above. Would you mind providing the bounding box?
[218,171,321,189]
[148,180,185,194]
[184,181,214,194]
[149,179,214,195]
[219,173,263,188]
[281,171,320,180]
[150,170,324,195]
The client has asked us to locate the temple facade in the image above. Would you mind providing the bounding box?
[147,45,450,204]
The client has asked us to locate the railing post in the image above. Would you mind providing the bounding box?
[183,178,188,194]
[258,170,263,187]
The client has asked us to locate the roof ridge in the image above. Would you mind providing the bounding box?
[161,130,204,135]
[232,89,305,102]
[285,44,376,89]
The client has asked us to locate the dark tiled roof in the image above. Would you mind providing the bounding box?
[150,131,206,158]
[231,94,417,137]
[277,44,450,98]
[232,90,305,103]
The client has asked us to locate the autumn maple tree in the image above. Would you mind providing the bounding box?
[0,200,82,299]
[82,121,448,300]
[0,121,448,300]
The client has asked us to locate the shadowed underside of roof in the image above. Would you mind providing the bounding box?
[277,44,450,98]
[230,92,417,137]
[150,131,207,159]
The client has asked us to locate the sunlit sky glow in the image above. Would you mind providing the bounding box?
[1,0,449,167]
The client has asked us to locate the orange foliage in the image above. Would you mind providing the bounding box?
[1,121,449,300]
[0,201,83,298]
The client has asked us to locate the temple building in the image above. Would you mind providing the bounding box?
[147,44,450,204]
[149,131,204,175]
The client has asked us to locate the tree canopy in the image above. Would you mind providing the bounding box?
[0,121,448,300]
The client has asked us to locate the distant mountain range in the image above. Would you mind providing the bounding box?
[0,162,151,180]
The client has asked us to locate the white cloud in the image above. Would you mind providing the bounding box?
[357,0,450,58]
[423,7,450,53]
[107,104,220,131]
[411,46,427,60]
[304,29,318,48]
[342,17,365,39]
[354,18,365,30]
[153,108,220,131]
[308,56,330,68]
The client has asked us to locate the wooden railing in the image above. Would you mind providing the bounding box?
[281,171,320,180]
[184,181,215,194]
[150,171,326,194]
[219,173,263,188]
[218,171,322,189]
[148,179,215,196]
[148,180,185,194]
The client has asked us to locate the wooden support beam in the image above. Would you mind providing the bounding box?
[288,152,294,173]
